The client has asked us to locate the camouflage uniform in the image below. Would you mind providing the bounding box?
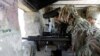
[72,18,100,56]
[71,18,89,54]
[68,5,100,56]
[76,24,100,56]
[61,5,100,56]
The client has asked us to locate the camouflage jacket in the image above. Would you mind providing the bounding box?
[76,25,100,56]
[72,19,100,56]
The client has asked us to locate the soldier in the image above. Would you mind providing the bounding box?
[76,6,100,56]
[55,5,100,56]
[58,5,89,53]
[61,5,100,56]
[69,6,90,56]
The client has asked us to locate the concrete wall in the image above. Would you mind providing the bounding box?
[23,11,43,37]
[0,0,21,56]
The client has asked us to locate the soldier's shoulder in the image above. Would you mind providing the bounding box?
[74,19,89,32]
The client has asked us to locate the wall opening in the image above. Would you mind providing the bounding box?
[18,8,26,37]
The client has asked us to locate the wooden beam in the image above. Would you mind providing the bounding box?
[18,0,32,11]
[54,0,100,4]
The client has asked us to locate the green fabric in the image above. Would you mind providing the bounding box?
[72,19,89,51]
[76,26,100,56]
[72,18,100,56]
